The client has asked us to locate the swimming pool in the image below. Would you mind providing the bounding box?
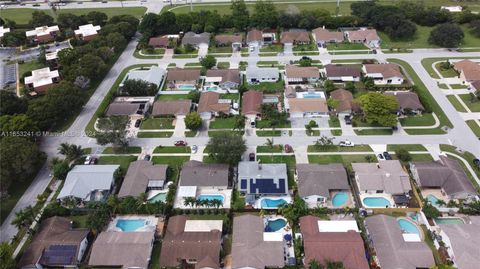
[397,219,420,234]
[261,198,287,208]
[198,194,224,203]
[116,219,146,232]
[426,194,441,206]
[362,197,391,208]
[265,218,287,232]
[302,93,321,98]
[206,86,218,91]
[332,192,348,207]
[177,85,196,90]
[435,217,465,225]
[148,192,167,203]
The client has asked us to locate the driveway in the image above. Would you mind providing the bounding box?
[284,43,293,55]
[198,44,209,57]
[173,116,186,137]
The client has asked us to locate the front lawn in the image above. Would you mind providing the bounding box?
[308,154,376,171]
[134,48,165,59]
[257,145,283,153]
[256,130,282,137]
[327,42,366,50]
[307,145,373,152]
[399,113,436,127]
[466,120,480,137]
[98,155,138,170]
[140,118,174,130]
[421,57,480,79]
[354,129,393,135]
[293,43,318,52]
[447,95,467,112]
[102,147,141,154]
[459,94,480,112]
[209,117,237,129]
[256,119,291,129]
[18,60,44,77]
[434,62,457,78]
[450,84,468,89]
[137,132,173,138]
[217,62,230,69]
[260,45,283,53]
[152,156,190,167]
[386,144,427,152]
[208,46,232,54]
[153,146,191,154]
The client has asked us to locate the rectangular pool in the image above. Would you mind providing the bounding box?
[177,85,196,90]
[116,219,146,232]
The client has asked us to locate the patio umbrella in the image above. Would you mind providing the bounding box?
[284,234,292,241]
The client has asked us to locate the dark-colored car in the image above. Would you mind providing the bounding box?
[473,159,480,169]
[383,151,392,160]
[249,153,255,161]
[144,154,151,161]
[89,157,98,165]
[377,154,385,160]
[134,119,141,128]
[174,141,187,146]
[284,144,293,153]
[344,115,352,125]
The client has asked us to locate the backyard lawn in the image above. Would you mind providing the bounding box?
[140,118,174,130]
[466,120,480,137]
[98,155,138,170]
[157,94,189,100]
[248,80,284,93]
[459,94,480,112]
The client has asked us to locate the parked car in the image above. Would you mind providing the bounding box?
[377,154,385,160]
[473,158,480,169]
[32,4,40,6]
[339,140,354,147]
[84,155,92,165]
[89,157,98,165]
[344,115,352,125]
[174,140,187,146]
[134,119,141,128]
[250,119,256,128]
[192,145,198,153]
[249,153,255,161]
[383,152,392,160]
[144,154,151,161]
[284,144,293,153]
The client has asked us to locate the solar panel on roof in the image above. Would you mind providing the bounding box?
[249,178,287,194]
[40,244,78,266]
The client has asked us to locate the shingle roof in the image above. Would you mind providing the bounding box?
[385,91,424,111]
[312,28,344,42]
[180,160,229,187]
[329,89,358,113]
[453,59,480,81]
[325,64,361,78]
[148,36,169,47]
[105,102,143,116]
[347,29,380,43]
[352,161,411,195]
[280,30,310,44]
[118,160,168,198]
[471,80,480,91]
[197,92,230,114]
[285,65,319,79]
[214,34,242,45]
[241,90,263,115]
[166,68,201,81]
[440,220,480,269]
[181,32,210,46]
[288,98,328,113]
[125,66,165,86]
[296,164,350,198]
[206,69,240,84]
[364,64,404,79]
[246,29,262,43]
[245,67,279,81]
[152,100,192,116]
[365,215,435,269]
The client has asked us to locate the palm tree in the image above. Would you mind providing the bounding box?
[107,195,120,215]
[212,199,222,208]
[184,197,195,208]
[11,206,36,230]
[265,138,274,149]
[58,143,84,162]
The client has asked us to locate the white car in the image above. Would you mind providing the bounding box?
[339,140,354,147]
[84,155,92,164]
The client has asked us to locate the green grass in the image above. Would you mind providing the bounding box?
[293,43,317,52]
[259,45,283,53]
[133,48,165,59]
[157,94,189,101]
[217,62,230,69]
[257,61,280,66]
[208,130,244,137]
[208,47,233,55]
[140,118,174,130]
[137,132,174,138]
[153,146,191,154]
[102,147,141,154]
[409,154,434,162]
[434,62,458,78]
[328,116,341,128]
[256,120,291,129]
[1,180,31,224]
[184,62,201,67]
[98,155,138,170]
[447,95,467,112]
[438,83,448,89]
[466,120,480,137]
[257,145,284,153]
[209,117,237,129]
[307,145,373,152]
[459,94,480,112]
[308,154,376,171]
[256,130,281,137]
[404,128,447,135]
[399,113,436,127]
[387,144,427,152]
[450,84,468,89]
[327,42,366,50]
[421,57,480,79]
[69,215,89,229]
[152,156,190,167]
[150,242,162,269]
[220,93,239,100]
[18,60,44,77]
[354,129,393,135]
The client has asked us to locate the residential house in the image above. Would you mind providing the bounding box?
[105,97,151,116]
[299,216,369,269]
[160,215,222,269]
[262,31,276,45]
[296,164,351,208]
[438,216,480,269]
[166,68,201,91]
[231,214,285,269]
[152,100,192,117]
[181,32,210,48]
[285,65,320,85]
[205,69,241,92]
[246,29,263,48]
[245,67,279,84]
[345,28,381,48]
[410,155,478,200]
[25,25,60,43]
[363,63,405,85]
[57,165,119,204]
[120,66,166,89]
[242,90,263,119]
[18,217,89,269]
[118,160,168,198]
[365,214,435,269]
[286,98,328,118]
[45,48,65,68]
[74,24,101,41]
[329,89,358,116]
[385,91,425,115]
[453,59,480,84]
[175,161,231,208]
[0,26,10,41]
[312,27,344,46]
[148,34,178,48]
[471,80,480,92]
[24,67,60,93]
[197,91,231,119]
[352,161,412,207]
[280,29,310,45]
[324,64,361,82]
[214,34,242,50]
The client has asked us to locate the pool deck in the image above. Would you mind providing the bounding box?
[421,189,451,206]
[359,193,396,209]
[254,195,292,209]
[397,217,424,240]
[174,188,232,209]
[328,191,355,209]
[107,215,158,232]
[264,215,295,265]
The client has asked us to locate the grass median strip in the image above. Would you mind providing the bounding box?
[153,146,191,154]
[137,132,173,138]
[447,95,467,113]
[466,120,480,137]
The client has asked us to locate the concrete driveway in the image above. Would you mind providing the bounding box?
[198,44,209,57]
[284,43,293,55]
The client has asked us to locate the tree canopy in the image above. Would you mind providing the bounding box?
[357,92,399,127]
[120,79,157,96]
[207,132,247,165]
[185,112,202,131]
[429,23,465,48]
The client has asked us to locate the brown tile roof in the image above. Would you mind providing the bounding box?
[300,216,369,269]
[241,90,263,115]
[197,92,230,114]
[312,28,344,42]
[148,36,169,47]
[285,65,319,79]
[296,164,350,198]
[347,29,380,43]
[280,30,310,44]
[329,89,358,113]
[206,69,241,84]
[118,160,168,198]
[288,98,328,113]
[453,60,480,81]
[180,160,229,186]
[325,64,361,78]
[214,34,242,45]
[19,217,89,268]
[166,68,201,82]
[385,91,424,111]
[246,29,262,43]
[364,63,404,79]
[160,215,222,269]
[152,100,192,116]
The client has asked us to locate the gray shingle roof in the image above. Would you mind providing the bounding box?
[245,67,279,81]
[296,164,350,198]
[440,219,480,269]
[118,160,168,198]
[124,66,165,86]
[182,32,210,46]
[179,161,229,187]
[238,161,287,180]
[352,161,411,195]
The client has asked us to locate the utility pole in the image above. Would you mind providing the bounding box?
[336,0,340,17]
[190,0,193,12]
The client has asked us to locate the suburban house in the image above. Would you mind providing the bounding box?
[363,63,405,85]
[365,214,435,269]
[324,64,361,82]
[181,32,211,48]
[25,25,60,43]
[120,66,166,90]
[453,59,480,84]
[118,160,168,198]
[160,215,222,269]
[472,80,480,92]
[280,29,310,45]
[296,164,352,208]
[105,97,151,117]
[438,216,480,269]
[329,89,358,116]
[312,27,344,46]
[410,155,478,201]
[214,34,242,50]
[151,100,192,117]
[352,161,412,207]
[345,28,381,48]
[286,98,328,118]
[231,214,285,269]
[57,165,119,204]
[245,67,279,84]
[18,217,89,269]
[197,91,231,119]
[74,24,101,41]
[148,34,178,48]
[242,90,263,119]
[166,68,201,91]
[299,216,369,269]
[24,67,60,93]
[385,91,425,115]
[284,65,320,85]
[246,29,263,48]
[205,69,241,92]
[0,26,10,41]
[175,161,231,209]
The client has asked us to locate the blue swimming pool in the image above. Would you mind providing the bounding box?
[206,86,218,91]
[198,194,224,204]
[261,198,287,208]
[177,85,196,90]
[332,192,348,207]
[397,219,420,234]
[302,93,321,98]
[427,194,441,206]
[116,219,146,232]
[362,197,391,208]
[265,218,287,232]
[148,192,167,203]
